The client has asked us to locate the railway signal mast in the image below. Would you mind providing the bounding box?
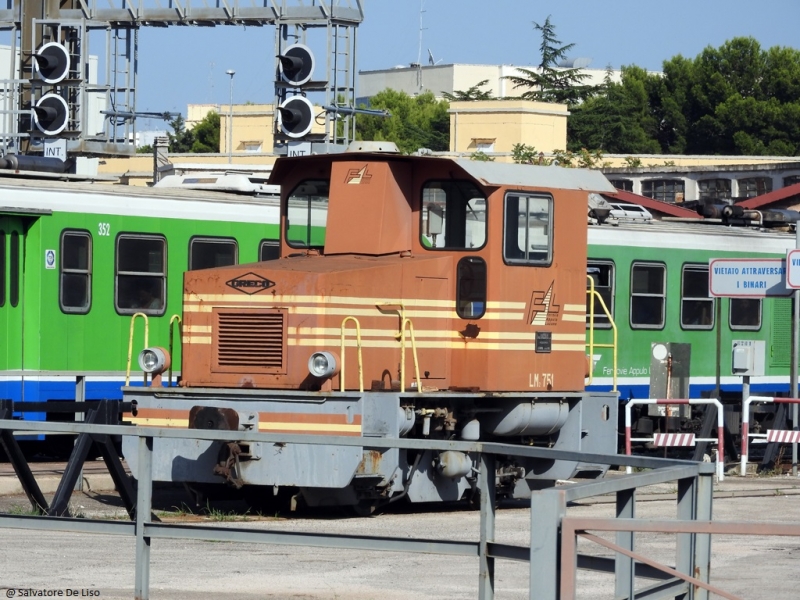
[0,0,365,164]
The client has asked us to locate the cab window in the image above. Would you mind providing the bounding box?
[421,181,486,250]
[456,257,487,319]
[503,193,552,265]
[286,179,329,249]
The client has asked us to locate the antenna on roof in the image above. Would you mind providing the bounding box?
[428,49,442,66]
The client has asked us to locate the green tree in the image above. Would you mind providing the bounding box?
[191,111,221,153]
[167,115,194,153]
[136,144,153,154]
[504,16,597,104]
[356,89,450,153]
[442,80,493,101]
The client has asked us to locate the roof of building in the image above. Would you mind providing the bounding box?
[604,189,702,219]
[737,181,800,209]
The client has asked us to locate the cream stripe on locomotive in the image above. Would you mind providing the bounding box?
[186,304,525,320]
[183,293,526,310]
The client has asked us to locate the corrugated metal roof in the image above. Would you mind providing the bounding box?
[738,181,800,209]
[605,189,702,219]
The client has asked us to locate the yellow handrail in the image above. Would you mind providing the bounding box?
[168,314,182,387]
[399,317,423,393]
[340,316,364,392]
[125,312,149,386]
[586,276,618,392]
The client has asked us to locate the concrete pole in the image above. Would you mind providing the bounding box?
[226,69,235,163]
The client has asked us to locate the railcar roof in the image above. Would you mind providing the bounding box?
[589,217,795,254]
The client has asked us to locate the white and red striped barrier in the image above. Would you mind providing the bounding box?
[741,396,800,476]
[625,398,725,480]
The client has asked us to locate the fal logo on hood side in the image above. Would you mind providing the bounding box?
[226,272,275,295]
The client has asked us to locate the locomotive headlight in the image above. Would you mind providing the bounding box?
[138,347,171,374]
[308,351,339,379]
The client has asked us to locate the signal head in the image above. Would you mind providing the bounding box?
[33,42,70,84]
[278,43,315,87]
[277,96,314,139]
[32,93,69,136]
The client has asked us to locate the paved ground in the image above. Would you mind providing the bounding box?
[0,468,799,599]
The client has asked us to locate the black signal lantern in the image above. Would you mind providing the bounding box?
[278,43,315,87]
[32,93,69,136]
[277,95,314,139]
[33,42,70,84]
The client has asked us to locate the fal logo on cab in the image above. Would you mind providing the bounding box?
[226,272,275,295]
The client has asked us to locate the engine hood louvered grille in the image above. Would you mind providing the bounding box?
[212,309,287,374]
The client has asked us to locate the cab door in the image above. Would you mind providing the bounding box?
[0,216,24,402]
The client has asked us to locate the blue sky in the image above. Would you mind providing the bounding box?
[134,0,799,127]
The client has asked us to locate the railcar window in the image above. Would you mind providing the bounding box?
[630,262,665,329]
[259,240,280,261]
[730,298,762,330]
[189,237,237,270]
[421,181,486,250]
[680,264,714,329]
[456,257,487,319]
[60,231,92,314]
[784,176,800,187]
[503,193,552,265]
[587,261,615,328]
[115,234,166,315]
[286,179,329,249]
[9,231,19,307]
[0,231,5,307]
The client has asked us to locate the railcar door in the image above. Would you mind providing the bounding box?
[0,216,25,404]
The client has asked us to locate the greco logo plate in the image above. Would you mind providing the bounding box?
[226,272,276,295]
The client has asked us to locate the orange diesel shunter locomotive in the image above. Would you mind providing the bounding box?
[122,144,619,509]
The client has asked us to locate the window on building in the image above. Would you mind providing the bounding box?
[421,181,487,250]
[456,257,487,319]
[681,264,714,329]
[630,262,665,329]
[260,240,280,261]
[738,177,772,198]
[698,179,731,200]
[641,179,685,203]
[587,261,614,328]
[60,231,92,314]
[608,179,633,192]
[503,193,552,265]
[730,298,761,330]
[9,231,18,307]
[783,175,800,187]
[116,234,166,315]
[286,179,329,249]
[189,237,238,270]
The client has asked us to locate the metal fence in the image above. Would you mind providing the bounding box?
[0,416,773,600]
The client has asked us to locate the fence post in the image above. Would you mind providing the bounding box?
[478,453,496,600]
[693,469,714,600]
[614,489,636,600]
[676,476,697,587]
[134,436,153,600]
[530,488,566,600]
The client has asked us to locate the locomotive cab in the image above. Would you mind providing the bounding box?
[123,149,620,508]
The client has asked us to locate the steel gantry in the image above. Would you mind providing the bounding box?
[0,0,364,156]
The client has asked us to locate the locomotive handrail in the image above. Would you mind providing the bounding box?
[585,276,618,392]
[400,317,423,393]
[125,312,149,386]
[168,314,182,387]
[340,316,364,392]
